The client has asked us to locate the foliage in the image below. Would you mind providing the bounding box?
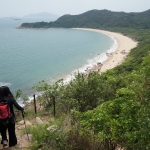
[28,115,107,150]
[28,124,65,150]
[63,70,127,112]
[33,79,64,117]
[14,89,22,99]
[78,54,150,150]
[30,54,150,149]
[19,9,150,150]
[21,9,150,29]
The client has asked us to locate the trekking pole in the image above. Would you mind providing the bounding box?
[21,111,30,141]
[33,94,37,114]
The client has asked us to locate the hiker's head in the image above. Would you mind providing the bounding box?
[0,86,13,100]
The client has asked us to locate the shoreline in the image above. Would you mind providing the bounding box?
[74,28,138,73]
[19,27,138,105]
[17,27,138,73]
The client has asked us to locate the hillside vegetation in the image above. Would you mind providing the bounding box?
[21,9,150,29]
[18,10,150,150]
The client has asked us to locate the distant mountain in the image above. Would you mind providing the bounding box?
[23,12,59,18]
[20,9,150,29]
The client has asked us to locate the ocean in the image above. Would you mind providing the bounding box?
[0,17,116,98]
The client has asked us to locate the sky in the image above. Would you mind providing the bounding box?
[0,0,149,17]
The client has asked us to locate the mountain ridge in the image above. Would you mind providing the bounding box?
[23,12,59,18]
[20,9,150,29]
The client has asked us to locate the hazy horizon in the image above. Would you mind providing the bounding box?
[0,0,149,18]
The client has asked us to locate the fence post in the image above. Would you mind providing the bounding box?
[53,96,56,117]
[33,94,37,114]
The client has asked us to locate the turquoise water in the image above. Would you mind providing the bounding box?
[0,18,114,95]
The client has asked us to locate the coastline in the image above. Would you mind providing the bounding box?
[74,28,138,73]
[16,28,138,102]
[19,27,138,105]
[17,27,138,73]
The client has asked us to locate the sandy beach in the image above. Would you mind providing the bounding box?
[74,28,138,72]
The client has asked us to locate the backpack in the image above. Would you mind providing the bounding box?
[0,101,11,122]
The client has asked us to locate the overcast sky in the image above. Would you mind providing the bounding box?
[0,0,149,17]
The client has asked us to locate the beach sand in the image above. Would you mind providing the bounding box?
[74,28,138,73]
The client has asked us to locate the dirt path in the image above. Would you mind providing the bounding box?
[0,132,32,150]
[0,123,32,150]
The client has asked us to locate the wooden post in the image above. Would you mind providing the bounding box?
[33,94,37,114]
[53,96,56,117]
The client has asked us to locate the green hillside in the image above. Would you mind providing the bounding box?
[18,9,150,150]
[20,9,150,29]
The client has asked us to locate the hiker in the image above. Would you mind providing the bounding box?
[0,86,24,148]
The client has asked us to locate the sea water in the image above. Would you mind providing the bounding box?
[0,17,116,98]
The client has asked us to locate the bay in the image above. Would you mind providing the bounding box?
[0,17,114,96]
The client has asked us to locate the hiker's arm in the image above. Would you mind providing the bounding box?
[12,99,24,111]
